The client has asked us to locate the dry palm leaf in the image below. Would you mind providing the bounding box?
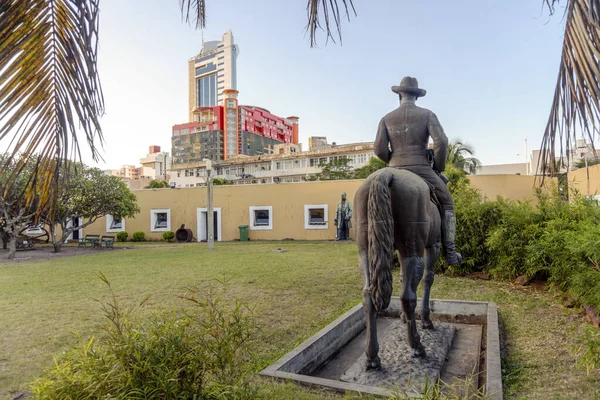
[539,0,600,177]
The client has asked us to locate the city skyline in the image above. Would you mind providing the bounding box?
[90,0,567,170]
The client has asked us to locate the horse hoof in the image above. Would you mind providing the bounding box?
[413,345,427,358]
[422,319,434,330]
[365,356,381,370]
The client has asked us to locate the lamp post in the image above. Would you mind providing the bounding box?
[205,159,215,250]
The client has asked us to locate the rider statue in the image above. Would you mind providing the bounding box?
[334,192,352,240]
[374,76,462,266]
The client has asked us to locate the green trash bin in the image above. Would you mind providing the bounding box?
[239,225,249,241]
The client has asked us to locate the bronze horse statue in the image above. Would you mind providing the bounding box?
[354,167,441,369]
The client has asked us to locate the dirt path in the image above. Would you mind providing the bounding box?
[0,245,120,264]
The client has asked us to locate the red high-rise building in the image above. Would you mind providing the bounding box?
[172,96,299,164]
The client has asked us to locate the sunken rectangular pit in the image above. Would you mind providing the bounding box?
[260,297,502,399]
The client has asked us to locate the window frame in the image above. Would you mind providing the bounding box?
[106,214,125,233]
[304,204,329,230]
[150,209,171,232]
[249,206,273,230]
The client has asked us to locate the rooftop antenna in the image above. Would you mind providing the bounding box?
[201,29,204,50]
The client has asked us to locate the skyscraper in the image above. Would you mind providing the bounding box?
[188,31,238,122]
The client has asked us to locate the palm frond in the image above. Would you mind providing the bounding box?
[306,0,357,47]
[539,0,600,178]
[0,0,104,216]
[178,0,356,47]
[179,0,206,30]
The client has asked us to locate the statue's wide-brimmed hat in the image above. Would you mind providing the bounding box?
[391,76,426,97]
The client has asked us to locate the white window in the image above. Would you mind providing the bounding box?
[151,209,171,232]
[106,215,125,233]
[304,204,329,230]
[249,206,272,230]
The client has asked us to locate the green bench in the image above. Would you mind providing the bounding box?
[79,234,100,248]
[101,235,115,249]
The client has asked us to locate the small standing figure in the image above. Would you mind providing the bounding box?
[334,192,353,240]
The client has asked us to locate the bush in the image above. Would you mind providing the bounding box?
[574,325,600,376]
[438,172,505,275]
[131,231,145,242]
[116,231,128,242]
[31,276,258,399]
[162,231,175,242]
[486,199,539,278]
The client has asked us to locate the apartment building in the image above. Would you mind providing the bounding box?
[168,142,375,188]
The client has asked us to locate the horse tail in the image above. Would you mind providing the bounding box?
[368,170,395,312]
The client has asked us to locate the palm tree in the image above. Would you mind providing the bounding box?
[446,138,482,175]
[2,0,598,212]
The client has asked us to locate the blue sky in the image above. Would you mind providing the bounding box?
[92,0,567,169]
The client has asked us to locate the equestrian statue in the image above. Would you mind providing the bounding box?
[354,77,462,369]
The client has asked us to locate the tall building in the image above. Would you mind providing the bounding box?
[175,31,298,164]
[188,31,239,121]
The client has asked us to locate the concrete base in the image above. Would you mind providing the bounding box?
[340,320,455,390]
[260,298,502,399]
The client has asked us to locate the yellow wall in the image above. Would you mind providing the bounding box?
[467,174,556,202]
[81,175,548,242]
[568,164,600,196]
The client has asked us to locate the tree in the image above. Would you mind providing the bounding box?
[46,167,140,253]
[313,157,355,180]
[354,157,387,179]
[446,138,482,175]
[212,178,233,185]
[573,157,600,170]
[145,180,170,189]
[0,155,40,259]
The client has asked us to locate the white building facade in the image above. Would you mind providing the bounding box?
[168,143,376,188]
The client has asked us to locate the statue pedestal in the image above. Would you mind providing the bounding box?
[340,320,455,390]
[260,298,502,399]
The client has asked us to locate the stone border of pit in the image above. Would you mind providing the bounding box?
[260,297,502,399]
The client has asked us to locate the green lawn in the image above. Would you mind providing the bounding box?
[0,242,598,399]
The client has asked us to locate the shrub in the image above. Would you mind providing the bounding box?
[116,231,128,242]
[574,325,600,376]
[131,231,145,242]
[437,173,505,275]
[486,199,539,278]
[162,231,175,242]
[31,276,258,399]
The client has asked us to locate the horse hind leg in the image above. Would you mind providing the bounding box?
[360,248,381,369]
[400,255,426,358]
[422,243,440,330]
